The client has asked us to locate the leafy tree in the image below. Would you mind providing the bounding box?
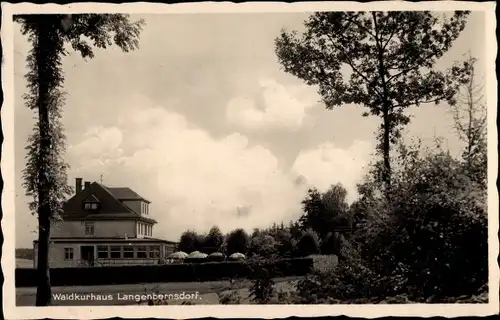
[359,140,488,299]
[203,225,225,254]
[288,220,303,241]
[275,11,470,192]
[274,228,296,257]
[226,228,250,255]
[321,231,340,255]
[322,183,349,213]
[248,232,278,258]
[297,229,321,257]
[15,14,144,306]
[250,228,261,239]
[293,138,488,303]
[299,188,326,235]
[178,230,203,253]
[300,184,350,239]
[322,183,352,231]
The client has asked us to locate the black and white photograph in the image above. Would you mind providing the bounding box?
[2,1,498,319]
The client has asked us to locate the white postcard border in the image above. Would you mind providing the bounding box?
[1,1,498,319]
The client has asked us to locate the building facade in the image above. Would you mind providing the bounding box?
[33,178,177,268]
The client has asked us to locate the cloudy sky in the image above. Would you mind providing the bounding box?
[14,11,485,248]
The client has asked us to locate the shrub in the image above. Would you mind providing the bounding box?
[320,232,339,255]
[293,242,391,304]
[248,233,278,258]
[178,230,204,253]
[15,258,314,287]
[296,229,321,257]
[226,228,250,255]
[203,225,225,254]
[218,290,242,304]
[354,142,488,299]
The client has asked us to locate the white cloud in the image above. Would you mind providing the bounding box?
[67,96,372,240]
[291,141,373,203]
[226,78,319,130]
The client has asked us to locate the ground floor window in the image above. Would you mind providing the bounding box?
[97,245,109,258]
[136,246,147,258]
[64,247,74,260]
[123,246,134,258]
[92,244,164,260]
[110,246,122,258]
[149,246,160,258]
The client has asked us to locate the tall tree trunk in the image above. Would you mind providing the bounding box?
[372,12,392,194]
[35,16,58,307]
[382,107,391,191]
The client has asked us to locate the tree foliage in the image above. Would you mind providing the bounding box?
[299,184,351,240]
[275,11,471,189]
[178,230,204,253]
[16,14,144,59]
[293,137,487,302]
[353,140,487,300]
[226,228,250,255]
[297,228,321,257]
[248,232,278,258]
[203,225,225,254]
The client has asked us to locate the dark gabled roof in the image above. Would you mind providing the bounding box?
[103,186,150,203]
[62,182,156,223]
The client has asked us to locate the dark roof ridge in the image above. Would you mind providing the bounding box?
[99,184,151,203]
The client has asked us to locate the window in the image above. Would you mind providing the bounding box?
[84,202,98,210]
[110,246,122,259]
[64,248,74,260]
[97,245,109,259]
[123,246,134,258]
[148,225,152,236]
[149,246,160,258]
[85,222,95,235]
[141,202,149,215]
[139,223,143,235]
[136,246,147,258]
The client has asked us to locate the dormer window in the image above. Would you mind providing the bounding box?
[84,202,98,210]
[83,195,100,211]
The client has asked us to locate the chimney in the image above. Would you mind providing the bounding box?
[84,181,91,190]
[75,178,82,194]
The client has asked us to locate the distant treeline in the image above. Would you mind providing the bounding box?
[16,248,34,260]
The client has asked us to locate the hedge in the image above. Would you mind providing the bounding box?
[15,257,313,287]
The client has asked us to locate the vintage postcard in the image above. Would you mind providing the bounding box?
[1,1,498,319]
